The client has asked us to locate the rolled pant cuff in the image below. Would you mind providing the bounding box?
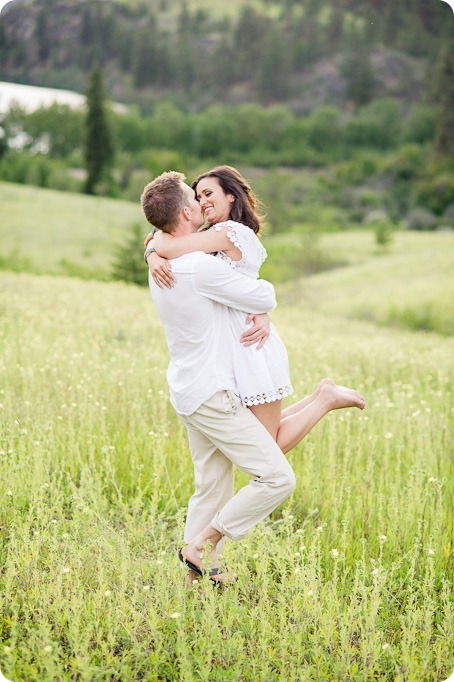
[211,513,247,541]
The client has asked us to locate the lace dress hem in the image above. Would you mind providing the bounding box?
[242,384,293,407]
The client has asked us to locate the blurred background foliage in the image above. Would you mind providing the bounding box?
[0,0,453,266]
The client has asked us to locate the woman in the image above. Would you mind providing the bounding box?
[145,166,365,452]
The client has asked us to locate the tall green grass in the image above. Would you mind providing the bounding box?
[0,271,452,681]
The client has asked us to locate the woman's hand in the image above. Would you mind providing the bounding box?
[143,231,154,249]
[147,251,176,289]
[240,313,270,350]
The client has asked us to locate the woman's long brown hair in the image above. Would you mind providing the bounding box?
[191,165,265,234]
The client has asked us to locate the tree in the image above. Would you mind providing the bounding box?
[342,34,375,107]
[433,42,454,157]
[257,27,291,102]
[111,223,148,287]
[83,66,114,195]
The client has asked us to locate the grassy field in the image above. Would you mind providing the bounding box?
[2,181,454,338]
[0,182,142,279]
[0,253,452,680]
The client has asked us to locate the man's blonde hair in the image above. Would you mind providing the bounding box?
[141,171,187,232]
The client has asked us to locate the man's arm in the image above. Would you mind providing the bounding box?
[194,254,276,314]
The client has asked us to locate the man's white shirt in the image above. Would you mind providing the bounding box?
[148,251,276,415]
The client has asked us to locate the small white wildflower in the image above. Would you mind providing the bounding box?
[287,514,294,520]
[382,643,390,651]
[426,549,435,556]
[331,549,339,559]
[6,491,12,496]
[143,585,150,591]
[163,432,169,437]
[294,552,300,557]
[385,432,393,439]
[300,545,306,551]
[104,590,111,596]
[253,553,259,559]
[33,531,40,536]
[156,560,163,565]
[379,535,387,542]
[169,612,180,619]
[4,645,11,653]
[50,519,58,524]
[43,483,50,488]
[294,567,300,574]
[191,579,199,585]
[44,645,52,653]
[372,568,380,576]
[148,431,155,436]
[161,550,166,555]
[306,590,313,597]
[62,567,71,574]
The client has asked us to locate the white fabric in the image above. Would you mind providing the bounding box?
[148,251,276,415]
[213,221,294,406]
[180,390,296,541]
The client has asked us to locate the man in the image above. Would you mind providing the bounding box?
[141,171,296,584]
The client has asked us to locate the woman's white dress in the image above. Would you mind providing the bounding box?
[213,220,293,407]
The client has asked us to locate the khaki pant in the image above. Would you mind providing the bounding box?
[179,390,296,542]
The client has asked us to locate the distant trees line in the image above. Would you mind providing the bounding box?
[0,96,438,165]
[1,90,453,228]
[0,0,450,105]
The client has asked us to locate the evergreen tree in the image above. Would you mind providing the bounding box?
[343,33,375,107]
[132,27,159,87]
[433,42,454,157]
[257,27,290,102]
[175,4,195,91]
[36,11,50,61]
[83,66,114,195]
[111,223,148,287]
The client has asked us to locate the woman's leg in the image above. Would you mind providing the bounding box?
[277,383,365,454]
[281,378,363,419]
[249,400,282,440]
[249,380,365,455]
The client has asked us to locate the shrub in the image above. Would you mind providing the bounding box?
[415,174,454,216]
[404,208,438,231]
[111,222,149,286]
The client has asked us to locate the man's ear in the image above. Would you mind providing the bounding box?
[182,206,190,220]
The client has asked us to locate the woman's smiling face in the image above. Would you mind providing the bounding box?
[195,176,235,224]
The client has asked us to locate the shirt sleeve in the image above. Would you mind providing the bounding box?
[193,253,276,313]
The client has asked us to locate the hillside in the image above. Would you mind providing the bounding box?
[2,180,453,336]
[0,0,451,109]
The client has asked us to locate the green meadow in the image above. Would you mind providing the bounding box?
[0,182,453,681]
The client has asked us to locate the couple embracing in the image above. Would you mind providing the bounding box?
[141,166,365,585]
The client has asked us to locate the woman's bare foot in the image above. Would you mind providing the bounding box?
[319,381,366,411]
[319,378,365,405]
